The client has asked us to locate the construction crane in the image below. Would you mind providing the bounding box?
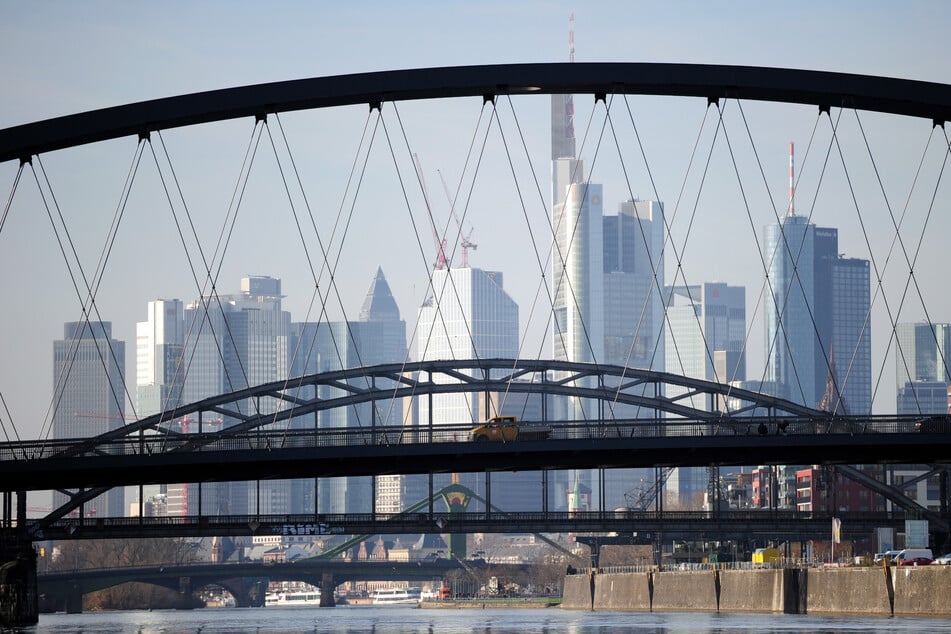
[436,169,477,268]
[412,153,448,271]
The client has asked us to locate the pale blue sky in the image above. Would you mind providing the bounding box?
[1,2,949,440]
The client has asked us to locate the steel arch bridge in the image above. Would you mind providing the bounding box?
[2,358,948,531]
[3,62,951,162]
[1,63,951,536]
[38,357,830,454]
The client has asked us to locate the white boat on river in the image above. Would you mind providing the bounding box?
[370,587,422,605]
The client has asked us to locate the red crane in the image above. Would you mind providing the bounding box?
[413,153,448,271]
[436,169,477,268]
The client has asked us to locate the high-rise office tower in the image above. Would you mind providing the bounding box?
[136,299,185,417]
[895,322,951,414]
[52,321,125,517]
[599,199,666,509]
[664,283,746,508]
[169,276,291,516]
[417,266,519,511]
[827,257,871,414]
[550,94,668,512]
[552,167,604,366]
[292,267,408,514]
[603,199,666,372]
[763,148,871,413]
[135,299,185,506]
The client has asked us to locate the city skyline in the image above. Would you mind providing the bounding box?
[2,4,950,446]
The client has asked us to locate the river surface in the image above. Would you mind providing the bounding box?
[15,606,951,634]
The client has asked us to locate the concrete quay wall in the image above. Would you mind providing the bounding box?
[651,571,717,612]
[805,567,891,616]
[561,566,951,617]
[593,573,650,611]
[562,572,592,611]
[717,569,785,613]
[892,565,951,617]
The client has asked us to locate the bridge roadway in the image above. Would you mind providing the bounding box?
[26,509,912,542]
[1,416,949,493]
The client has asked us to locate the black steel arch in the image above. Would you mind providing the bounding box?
[58,358,826,455]
[2,62,951,162]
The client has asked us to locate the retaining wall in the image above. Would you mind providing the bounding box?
[651,570,718,612]
[562,565,951,617]
[561,572,592,610]
[805,567,890,616]
[592,572,650,611]
[717,569,784,613]
[892,566,951,617]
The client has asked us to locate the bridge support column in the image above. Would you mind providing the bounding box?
[319,573,335,607]
[247,580,266,608]
[64,583,83,615]
[0,529,39,627]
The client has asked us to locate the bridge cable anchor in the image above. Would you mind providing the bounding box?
[369,101,382,112]
[483,94,496,105]
[707,96,719,108]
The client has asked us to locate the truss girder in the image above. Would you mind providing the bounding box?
[41,359,824,459]
[833,465,948,530]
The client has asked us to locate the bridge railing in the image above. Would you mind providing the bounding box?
[0,413,942,462]
[28,509,913,530]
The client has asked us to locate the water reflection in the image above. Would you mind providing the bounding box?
[29,607,951,634]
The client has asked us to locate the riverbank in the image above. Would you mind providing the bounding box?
[562,566,951,617]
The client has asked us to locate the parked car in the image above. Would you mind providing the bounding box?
[873,550,901,564]
[894,548,933,566]
[932,553,951,565]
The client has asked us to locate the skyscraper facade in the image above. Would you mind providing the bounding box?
[291,267,408,514]
[603,199,666,372]
[664,283,746,508]
[895,322,951,414]
[417,267,519,423]
[136,299,185,417]
[763,216,871,413]
[416,266,519,511]
[52,321,125,517]
[170,276,291,516]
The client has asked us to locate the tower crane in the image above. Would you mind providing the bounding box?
[412,153,448,271]
[436,169,477,268]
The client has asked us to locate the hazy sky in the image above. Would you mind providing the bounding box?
[1,1,950,442]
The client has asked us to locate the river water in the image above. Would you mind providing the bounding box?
[18,607,951,634]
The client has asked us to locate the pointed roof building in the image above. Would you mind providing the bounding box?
[359,267,401,322]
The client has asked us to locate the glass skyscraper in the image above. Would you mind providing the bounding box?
[52,321,125,517]
[291,267,407,515]
[763,216,871,414]
[136,299,185,418]
[664,283,746,508]
[416,266,519,511]
[169,276,291,516]
[895,322,951,414]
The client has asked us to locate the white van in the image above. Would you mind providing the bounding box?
[894,548,933,565]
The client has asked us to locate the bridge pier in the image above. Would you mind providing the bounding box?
[0,530,38,627]
[319,573,335,607]
[64,583,83,614]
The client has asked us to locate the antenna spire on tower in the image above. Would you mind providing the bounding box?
[788,141,795,217]
[569,12,575,63]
